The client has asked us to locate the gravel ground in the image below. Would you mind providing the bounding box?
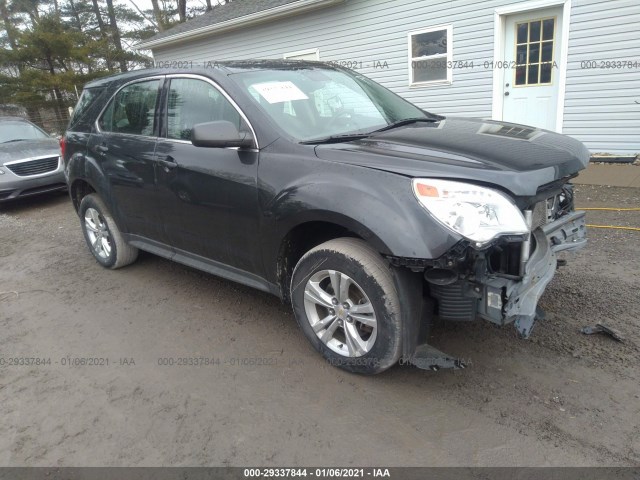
[0,185,638,467]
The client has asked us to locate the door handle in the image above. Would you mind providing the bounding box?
[95,144,108,155]
[157,156,178,171]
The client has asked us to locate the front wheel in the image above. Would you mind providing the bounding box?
[290,238,402,374]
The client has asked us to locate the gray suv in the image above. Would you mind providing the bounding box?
[62,61,588,374]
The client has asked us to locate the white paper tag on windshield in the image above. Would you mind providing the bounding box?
[252,81,309,104]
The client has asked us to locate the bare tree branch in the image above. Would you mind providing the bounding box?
[127,0,158,28]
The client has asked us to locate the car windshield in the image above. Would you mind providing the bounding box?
[0,120,50,143]
[232,66,433,142]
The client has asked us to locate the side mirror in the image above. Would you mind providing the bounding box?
[191,121,254,149]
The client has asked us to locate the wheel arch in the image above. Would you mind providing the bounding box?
[274,212,393,303]
[70,178,97,212]
[67,149,111,213]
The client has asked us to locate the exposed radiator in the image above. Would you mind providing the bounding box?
[431,282,477,322]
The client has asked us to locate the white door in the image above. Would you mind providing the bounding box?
[502,7,562,131]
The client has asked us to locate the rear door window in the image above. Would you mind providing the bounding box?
[99,80,161,136]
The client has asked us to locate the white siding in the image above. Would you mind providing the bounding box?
[153,0,640,154]
[563,0,640,154]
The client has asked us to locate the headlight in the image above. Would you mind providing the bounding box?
[412,178,528,246]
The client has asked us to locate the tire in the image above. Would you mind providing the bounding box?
[79,193,138,269]
[290,238,402,375]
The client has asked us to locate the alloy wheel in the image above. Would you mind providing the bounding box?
[84,207,112,259]
[303,269,377,357]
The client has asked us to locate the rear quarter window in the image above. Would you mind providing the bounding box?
[68,87,106,132]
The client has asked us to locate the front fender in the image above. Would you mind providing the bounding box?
[259,158,461,283]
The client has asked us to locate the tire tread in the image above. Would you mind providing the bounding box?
[80,193,138,269]
[291,237,402,374]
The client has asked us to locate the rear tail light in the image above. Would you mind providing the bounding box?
[59,135,66,158]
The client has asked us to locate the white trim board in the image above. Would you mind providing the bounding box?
[283,48,320,60]
[491,0,572,133]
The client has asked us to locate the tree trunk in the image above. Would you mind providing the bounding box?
[177,0,186,23]
[0,0,18,50]
[28,0,40,24]
[68,0,91,73]
[45,52,66,127]
[150,0,164,31]
[91,0,108,38]
[68,0,82,29]
[105,0,128,72]
[90,0,113,71]
[205,0,211,11]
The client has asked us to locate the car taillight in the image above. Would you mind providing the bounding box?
[59,135,66,158]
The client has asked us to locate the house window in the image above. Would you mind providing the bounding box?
[514,18,555,86]
[409,25,452,86]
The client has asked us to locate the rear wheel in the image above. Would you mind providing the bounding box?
[79,193,138,269]
[291,238,402,374]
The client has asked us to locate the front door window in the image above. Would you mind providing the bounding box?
[166,78,242,140]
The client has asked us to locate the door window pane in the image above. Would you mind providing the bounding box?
[542,19,554,40]
[99,80,160,135]
[527,64,539,84]
[516,45,527,65]
[529,20,541,42]
[541,41,553,62]
[166,78,242,141]
[517,23,528,44]
[540,63,553,83]
[528,43,540,64]
[515,66,526,85]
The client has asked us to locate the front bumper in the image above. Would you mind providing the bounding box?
[406,211,586,370]
[480,210,587,337]
[0,161,66,202]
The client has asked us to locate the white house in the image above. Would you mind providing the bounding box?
[136,0,640,156]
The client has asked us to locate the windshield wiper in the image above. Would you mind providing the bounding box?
[369,117,439,135]
[300,116,441,145]
[1,138,28,143]
[300,133,370,145]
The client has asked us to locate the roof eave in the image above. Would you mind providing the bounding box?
[134,0,344,51]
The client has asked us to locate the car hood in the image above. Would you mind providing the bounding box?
[314,117,590,196]
[0,138,60,165]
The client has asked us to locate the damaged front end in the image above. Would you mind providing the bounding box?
[392,184,587,370]
[429,185,586,336]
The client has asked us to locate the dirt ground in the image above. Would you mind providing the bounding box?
[0,184,638,467]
